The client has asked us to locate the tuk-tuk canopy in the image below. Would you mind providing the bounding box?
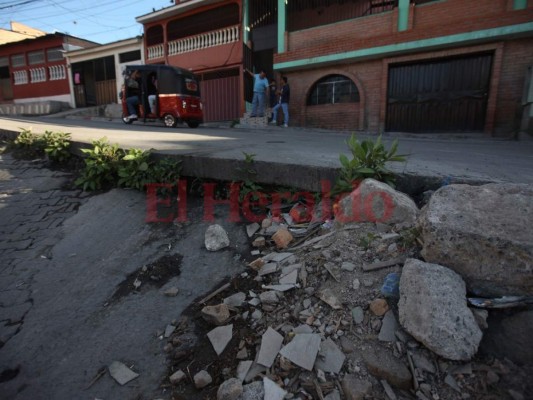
[124,64,200,96]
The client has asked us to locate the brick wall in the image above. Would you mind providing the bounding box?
[278,0,533,64]
[277,0,533,135]
[284,38,533,135]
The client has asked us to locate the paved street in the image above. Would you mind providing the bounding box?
[0,151,248,399]
[0,116,532,191]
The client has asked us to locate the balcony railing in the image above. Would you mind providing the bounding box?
[168,25,240,57]
[147,44,164,60]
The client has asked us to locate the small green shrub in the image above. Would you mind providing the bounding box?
[75,138,124,191]
[152,158,182,185]
[42,131,71,163]
[118,148,152,190]
[334,134,407,194]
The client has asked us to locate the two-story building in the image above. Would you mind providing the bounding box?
[0,22,97,107]
[136,0,532,135]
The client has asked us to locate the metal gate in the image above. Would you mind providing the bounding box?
[200,69,240,122]
[386,53,493,133]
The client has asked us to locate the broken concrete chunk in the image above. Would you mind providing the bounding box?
[201,303,231,326]
[279,269,298,285]
[108,361,139,386]
[257,327,284,368]
[351,307,364,325]
[205,224,230,251]
[252,236,266,248]
[263,252,293,263]
[236,360,253,382]
[341,262,356,272]
[279,333,321,370]
[224,292,246,307]
[399,259,482,361]
[259,291,279,304]
[207,324,233,356]
[378,311,399,342]
[246,222,261,238]
[314,338,346,374]
[263,376,287,400]
[258,262,278,276]
[262,284,296,292]
[194,370,212,388]
[317,288,343,309]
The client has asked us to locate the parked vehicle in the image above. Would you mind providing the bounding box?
[121,64,203,128]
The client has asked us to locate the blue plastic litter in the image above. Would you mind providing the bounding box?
[381,272,400,298]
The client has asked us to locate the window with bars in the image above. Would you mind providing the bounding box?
[49,65,66,80]
[30,67,46,83]
[47,48,63,62]
[13,70,28,85]
[307,75,360,105]
[11,54,26,67]
[28,50,45,65]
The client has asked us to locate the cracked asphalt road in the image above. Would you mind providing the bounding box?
[0,153,249,399]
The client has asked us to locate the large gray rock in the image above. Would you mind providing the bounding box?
[418,183,533,296]
[336,179,419,226]
[399,259,482,361]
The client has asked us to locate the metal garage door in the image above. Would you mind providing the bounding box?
[386,53,493,133]
[199,69,241,122]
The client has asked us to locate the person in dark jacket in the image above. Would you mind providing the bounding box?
[268,79,277,122]
[270,76,290,127]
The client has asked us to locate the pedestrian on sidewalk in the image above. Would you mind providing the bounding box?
[270,76,290,127]
[245,69,269,117]
[268,79,277,122]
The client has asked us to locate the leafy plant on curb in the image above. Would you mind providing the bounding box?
[334,133,407,194]
[75,138,124,191]
[237,151,263,202]
[42,131,71,163]
[117,148,152,190]
[11,128,72,163]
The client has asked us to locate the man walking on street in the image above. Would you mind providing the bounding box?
[245,69,269,117]
[270,76,290,127]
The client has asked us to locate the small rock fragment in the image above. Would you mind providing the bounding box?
[205,224,230,251]
[341,374,372,400]
[194,370,212,389]
[164,286,179,297]
[217,377,243,400]
[314,338,346,374]
[318,288,343,309]
[201,304,231,325]
[169,369,186,384]
[370,298,389,316]
[246,223,261,237]
[272,228,293,249]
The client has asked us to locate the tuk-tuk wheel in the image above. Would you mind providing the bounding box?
[122,115,134,125]
[163,114,178,128]
[187,121,200,128]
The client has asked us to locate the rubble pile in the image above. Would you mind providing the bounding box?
[156,180,532,400]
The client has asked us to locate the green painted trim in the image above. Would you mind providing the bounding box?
[398,0,410,32]
[278,0,286,53]
[274,22,533,70]
[514,0,528,10]
[243,0,249,43]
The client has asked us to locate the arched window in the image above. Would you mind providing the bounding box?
[307,75,359,106]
